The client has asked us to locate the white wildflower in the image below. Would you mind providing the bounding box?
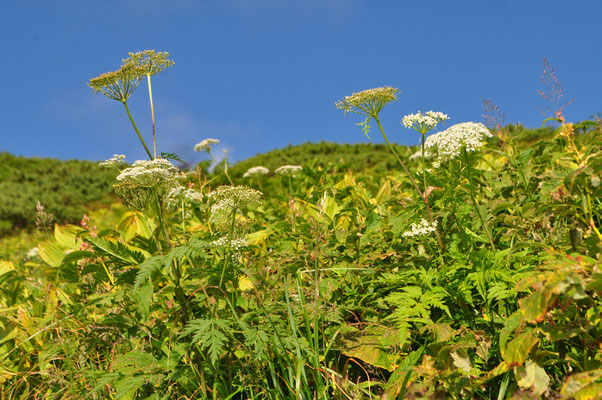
[99,154,126,168]
[113,158,183,209]
[275,165,303,177]
[208,186,262,230]
[116,158,180,187]
[243,166,269,178]
[424,122,492,165]
[208,186,262,209]
[402,218,438,237]
[25,247,39,260]
[402,111,449,131]
[210,236,247,249]
[165,186,201,209]
[194,138,220,153]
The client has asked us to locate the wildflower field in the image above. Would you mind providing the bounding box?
[0,51,601,399]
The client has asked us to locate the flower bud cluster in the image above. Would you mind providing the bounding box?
[402,218,438,238]
[335,87,399,117]
[125,50,174,76]
[243,166,269,178]
[275,165,303,177]
[424,122,492,166]
[402,111,449,131]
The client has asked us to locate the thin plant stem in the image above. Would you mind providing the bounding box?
[219,208,238,288]
[153,192,172,249]
[420,130,427,193]
[208,152,234,185]
[374,117,444,250]
[146,74,157,158]
[122,101,153,160]
[462,148,496,250]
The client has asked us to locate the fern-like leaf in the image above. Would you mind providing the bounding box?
[184,318,230,365]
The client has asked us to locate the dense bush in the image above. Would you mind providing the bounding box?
[0,153,117,235]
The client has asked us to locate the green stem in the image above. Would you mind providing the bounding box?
[462,149,496,250]
[374,117,444,250]
[122,101,153,160]
[421,130,427,194]
[146,74,157,158]
[153,192,172,249]
[209,152,234,185]
[219,208,238,288]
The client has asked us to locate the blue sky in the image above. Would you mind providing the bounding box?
[1,0,600,164]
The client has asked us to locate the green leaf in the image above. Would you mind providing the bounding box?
[515,360,549,396]
[561,370,602,400]
[502,331,539,366]
[38,241,64,267]
[451,349,471,373]
[134,280,153,320]
[184,318,230,365]
[500,311,523,351]
[341,326,408,372]
[0,260,15,277]
[519,289,554,323]
[53,224,80,249]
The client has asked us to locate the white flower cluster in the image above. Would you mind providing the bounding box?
[210,236,247,249]
[99,154,126,168]
[194,138,220,153]
[243,166,269,178]
[165,186,201,212]
[113,158,186,209]
[402,111,449,130]
[402,218,438,238]
[116,158,181,186]
[208,185,262,250]
[275,165,303,176]
[25,247,39,260]
[424,122,492,166]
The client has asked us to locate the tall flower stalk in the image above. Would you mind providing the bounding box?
[89,62,153,159]
[194,138,234,185]
[125,50,175,158]
[336,87,444,250]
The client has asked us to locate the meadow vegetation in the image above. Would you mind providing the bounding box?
[0,51,600,399]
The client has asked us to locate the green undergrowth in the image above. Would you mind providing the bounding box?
[0,120,600,399]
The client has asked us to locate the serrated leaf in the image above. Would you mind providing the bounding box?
[184,318,230,365]
[134,255,164,289]
[134,280,153,320]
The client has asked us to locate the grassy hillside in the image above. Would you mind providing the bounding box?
[0,152,118,235]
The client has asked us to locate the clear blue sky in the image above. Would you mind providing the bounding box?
[1,0,600,164]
